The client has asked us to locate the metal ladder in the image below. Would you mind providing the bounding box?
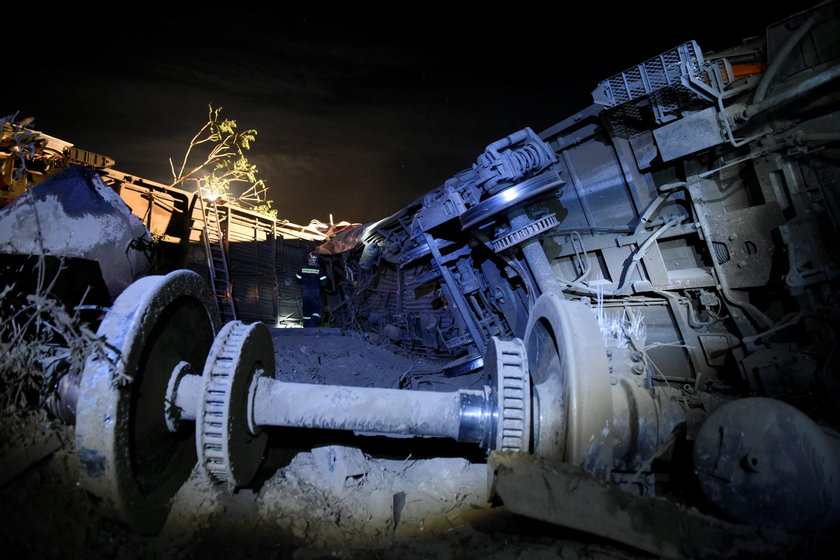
[198,195,237,322]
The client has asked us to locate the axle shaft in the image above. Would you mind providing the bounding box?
[250,378,493,444]
[160,322,531,491]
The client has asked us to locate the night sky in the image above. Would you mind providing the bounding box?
[7,4,801,224]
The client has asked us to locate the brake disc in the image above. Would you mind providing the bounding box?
[484,336,531,452]
[197,321,274,490]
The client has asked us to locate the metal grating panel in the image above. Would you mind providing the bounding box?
[593,41,708,108]
[646,55,668,90]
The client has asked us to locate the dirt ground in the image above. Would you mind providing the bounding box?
[270,328,485,391]
[1,328,643,559]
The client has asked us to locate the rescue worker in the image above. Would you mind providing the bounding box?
[295,253,327,327]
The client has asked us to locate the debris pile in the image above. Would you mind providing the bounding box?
[258,446,490,547]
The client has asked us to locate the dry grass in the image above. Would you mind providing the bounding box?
[0,257,112,422]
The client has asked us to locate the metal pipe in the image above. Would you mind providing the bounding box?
[521,239,559,295]
[745,64,840,120]
[753,14,818,104]
[509,212,563,298]
[250,377,492,444]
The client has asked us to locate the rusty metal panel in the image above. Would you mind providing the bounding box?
[227,210,278,324]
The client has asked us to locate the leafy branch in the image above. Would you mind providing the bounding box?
[169,104,276,217]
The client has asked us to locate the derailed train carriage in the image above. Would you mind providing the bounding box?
[5,1,838,554]
[323,0,840,533]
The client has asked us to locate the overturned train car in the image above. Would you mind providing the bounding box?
[329,2,840,532]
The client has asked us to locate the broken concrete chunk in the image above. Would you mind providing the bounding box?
[311,445,368,495]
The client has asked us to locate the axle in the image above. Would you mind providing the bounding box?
[167,365,501,447]
[156,324,531,493]
[249,378,494,445]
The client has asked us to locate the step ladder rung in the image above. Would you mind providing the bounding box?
[198,198,236,322]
